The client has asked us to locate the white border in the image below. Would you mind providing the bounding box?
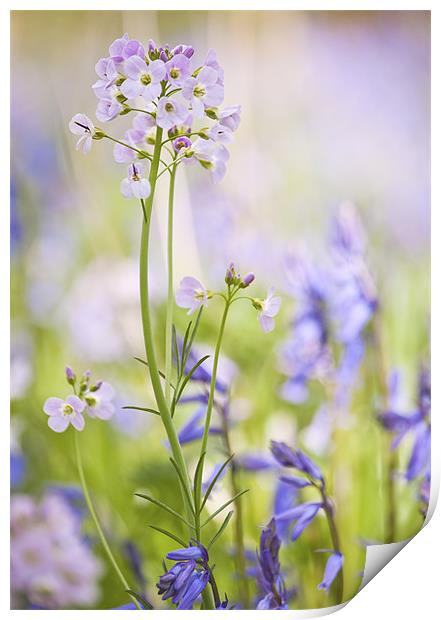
[3,2,438,618]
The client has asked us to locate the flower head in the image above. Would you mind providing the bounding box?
[182,66,224,118]
[175,276,210,315]
[43,396,86,433]
[68,114,96,154]
[84,381,116,420]
[256,519,287,609]
[165,53,192,86]
[317,552,343,592]
[252,287,282,333]
[157,544,210,610]
[120,57,166,102]
[120,162,151,199]
[156,96,189,131]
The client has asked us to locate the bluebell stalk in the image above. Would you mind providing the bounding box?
[256,519,287,609]
[271,441,344,603]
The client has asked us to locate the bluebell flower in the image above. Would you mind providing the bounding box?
[256,519,287,609]
[176,340,229,393]
[236,452,279,471]
[273,478,299,541]
[276,502,323,541]
[157,544,210,610]
[317,551,344,591]
[270,441,323,481]
[10,451,26,488]
[378,367,431,481]
[123,541,147,592]
[113,602,138,609]
[176,405,222,446]
[280,254,331,404]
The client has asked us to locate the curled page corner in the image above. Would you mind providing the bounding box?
[360,539,411,590]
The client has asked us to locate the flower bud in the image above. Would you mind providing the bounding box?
[205,107,218,121]
[92,129,106,140]
[89,380,102,393]
[65,366,76,386]
[182,45,194,59]
[241,272,255,288]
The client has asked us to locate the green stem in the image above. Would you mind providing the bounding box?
[73,433,141,609]
[165,162,177,406]
[219,402,250,608]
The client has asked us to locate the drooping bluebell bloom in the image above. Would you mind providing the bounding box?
[378,368,431,481]
[10,451,26,488]
[276,502,323,541]
[157,543,210,610]
[176,339,229,393]
[270,441,323,482]
[273,478,299,541]
[236,452,279,471]
[124,540,147,592]
[280,254,331,404]
[256,519,287,610]
[176,405,222,446]
[317,551,344,592]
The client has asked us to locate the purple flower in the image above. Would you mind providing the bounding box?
[165,54,192,86]
[120,162,151,200]
[182,66,224,118]
[271,441,324,481]
[192,137,229,183]
[109,34,145,72]
[219,105,241,131]
[237,453,279,471]
[273,478,299,541]
[204,49,224,85]
[92,57,118,98]
[256,519,287,610]
[84,381,116,420]
[68,114,95,154]
[120,57,166,101]
[157,544,210,610]
[156,97,189,131]
[317,552,343,591]
[65,366,76,385]
[275,502,323,541]
[172,135,192,153]
[253,288,282,333]
[95,87,123,122]
[176,406,222,445]
[175,276,210,315]
[208,123,234,144]
[43,395,86,433]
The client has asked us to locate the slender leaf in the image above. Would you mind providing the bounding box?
[125,589,153,610]
[169,458,195,515]
[135,493,194,529]
[182,307,203,371]
[148,524,187,547]
[201,489,249,528]
[207,511,234,550]
[133,357,175,390]
[193,451,206,515]
[180,320,193,375]
[172,324,180,377]
[122,406,160,416]
[200,454,235,511]
[175,355,211,404]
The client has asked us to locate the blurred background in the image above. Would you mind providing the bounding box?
[11,10,430,610]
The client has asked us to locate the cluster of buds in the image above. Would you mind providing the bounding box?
[224,262,255,288]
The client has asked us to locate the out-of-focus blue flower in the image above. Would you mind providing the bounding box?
[378,367,431,481]
[280,254,331,404]
[236,452,279,471]
[124,541,147,592]
[176,406,222,446]
[270,441,323,481]
[276,502,323,541]
[157,543,210,610]
[273,478,299,541]
[46,484,86,521]
[317,551,343,592]
[113,602,137,609]
[256,519,287,609]
[10,452,26,488]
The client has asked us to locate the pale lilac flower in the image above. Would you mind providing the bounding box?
[113,113,156,163]
[173,135,192,153]
[120,57,166,101]
[84,381,116,420]
[95,86,123,122]
[92,57,118,98]
[253,288,282,333]
[68,114,95,154]
[165,53,192,86]
[176,276,210,315]
[109,33,144,72]
[208,123,234,144]
[182,66,224,117]
[204,49,224,85]
[43,395,85,433]
[219,105,241,131]
[156,96,189,131]
[192,137,229,183]
[120,162,151,200]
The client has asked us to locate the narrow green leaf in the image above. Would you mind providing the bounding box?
[133,357,176,390]
[200,454,235,511]
[201,489,249,528]
[122,406,160,416]
[182,307,203,371]
[148,524,187,547]
[125,589,153,610]
[207,510,234,550]
[181,320,193,375]
[169,458,195,515]
[135,493,194,529]
[172,324,180,378]
[175,355,211,404]
[193,451,206,515]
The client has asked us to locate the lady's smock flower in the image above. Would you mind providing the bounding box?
[43,395,86,433]
[175,277,210,315]
[120,162,151,199]
[182,66,223,118]
[252,288,282,333]
[68,114,96,154]
[120,57,166,101]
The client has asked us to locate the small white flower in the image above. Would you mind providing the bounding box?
[68,114,95,154]
[254,287,282,333]
[176,276,210,315]
[120,162,151,199]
